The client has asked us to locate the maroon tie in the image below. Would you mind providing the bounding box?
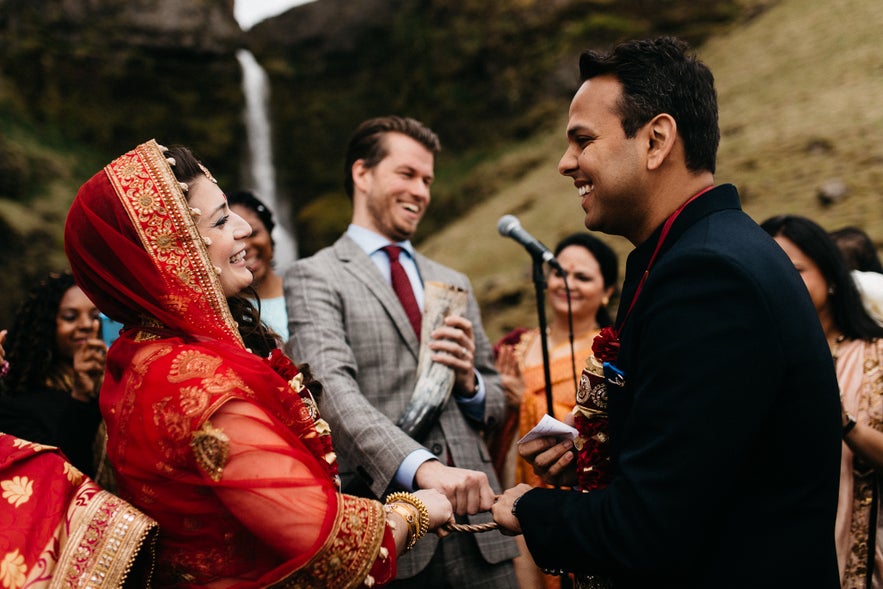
[381,245,422,339]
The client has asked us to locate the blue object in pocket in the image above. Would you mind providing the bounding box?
[603,362,626,387]
[100,313,124,346]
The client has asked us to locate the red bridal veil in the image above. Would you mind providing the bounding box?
[64,141,394,588]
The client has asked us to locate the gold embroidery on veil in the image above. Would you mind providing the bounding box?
[106,139,242,347]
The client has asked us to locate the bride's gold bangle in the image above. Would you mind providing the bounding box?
[385,502,420,550]
[385,492,430,550]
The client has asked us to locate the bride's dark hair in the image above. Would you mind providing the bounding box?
[165,145,280,358]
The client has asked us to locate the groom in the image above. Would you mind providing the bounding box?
[492,37,841,588]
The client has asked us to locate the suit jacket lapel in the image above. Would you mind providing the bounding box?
[334,235,420,358]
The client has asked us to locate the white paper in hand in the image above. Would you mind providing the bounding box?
[517,413,579,445]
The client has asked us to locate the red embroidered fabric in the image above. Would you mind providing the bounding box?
[0,434,156,587]
[65,140,394,588]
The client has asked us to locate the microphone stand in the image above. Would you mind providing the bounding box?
[533,255,575,589]
[531,255,576,589]
[531,255,555,417]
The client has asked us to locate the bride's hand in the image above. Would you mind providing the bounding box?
[413,488,454,534]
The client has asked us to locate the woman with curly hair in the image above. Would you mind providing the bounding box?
[0,271,107,478]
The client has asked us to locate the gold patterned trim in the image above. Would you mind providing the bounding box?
[190,421,230,482]
[841,339,883,585]
[513,328,539,372]
[105,139,242,347]
[269,494,386,589]
[52,483,158,588]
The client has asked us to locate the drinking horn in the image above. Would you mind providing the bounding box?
[396,281,468,440]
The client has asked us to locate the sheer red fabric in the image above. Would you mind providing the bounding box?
[64,140,395,588]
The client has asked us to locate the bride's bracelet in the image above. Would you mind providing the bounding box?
[384,492,430,550]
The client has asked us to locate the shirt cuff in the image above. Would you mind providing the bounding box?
[455,370,486,421]
[394,449,437,491]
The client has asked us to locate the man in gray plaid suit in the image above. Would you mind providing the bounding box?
[284,116,518,587]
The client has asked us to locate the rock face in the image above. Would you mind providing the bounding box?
[0,0,245,176]
[0,0,754,216]
[0,0,240,54]
[248,0,393,53]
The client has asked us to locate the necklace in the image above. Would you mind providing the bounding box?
[830,333,845,364]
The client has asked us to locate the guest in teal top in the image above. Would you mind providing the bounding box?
[228,190,290,341]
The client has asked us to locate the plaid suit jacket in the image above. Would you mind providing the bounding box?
[284,234,518,577]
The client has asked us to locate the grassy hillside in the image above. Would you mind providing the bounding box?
[421,0,883,341]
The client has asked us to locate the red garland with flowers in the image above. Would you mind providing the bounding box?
[571,327,620,491]
[265,348,340,486]
[592,327,620,363]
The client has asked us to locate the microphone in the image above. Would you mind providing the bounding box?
[497,215,563,271]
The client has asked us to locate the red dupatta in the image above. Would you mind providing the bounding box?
[64,141,394,588]
[65,140,242,347]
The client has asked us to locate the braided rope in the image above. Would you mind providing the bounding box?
[441,521,500,533]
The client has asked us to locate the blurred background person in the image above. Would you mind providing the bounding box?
[830,226,883,274]
[490,232,617,589]
[228,189,289,341]
[490,232,618,488]
[831,225,883,325]
[0,271,107,479]
[762,214,883,587]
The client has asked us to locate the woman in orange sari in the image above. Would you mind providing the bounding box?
[64,140,452,588]
[489,232,617,589]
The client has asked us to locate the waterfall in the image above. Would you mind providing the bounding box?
[236,49,297,266]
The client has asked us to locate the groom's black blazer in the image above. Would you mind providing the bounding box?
[518,184,841,588]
